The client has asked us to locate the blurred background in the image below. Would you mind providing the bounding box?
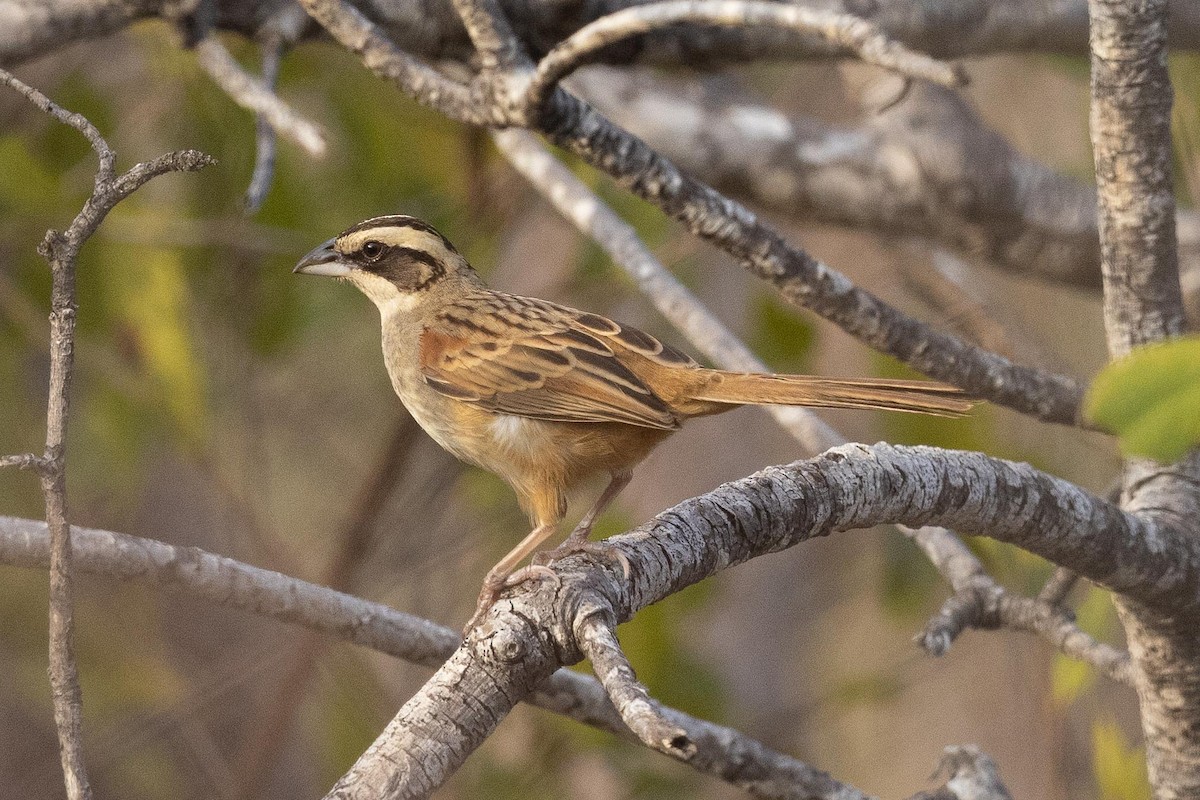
[3,21,1197,799]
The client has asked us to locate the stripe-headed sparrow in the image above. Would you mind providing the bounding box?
[295,215,972,631]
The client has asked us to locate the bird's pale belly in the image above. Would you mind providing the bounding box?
[394,372,665,500]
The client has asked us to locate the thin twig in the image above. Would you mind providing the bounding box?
[242,4,312,213]
[526,0,963,111]
[194,34,326,157]
[576,612,695,758]
[916,581,1132,685]
[905,522,1131,683]
[1,453,44,470]
[242,37,284,213]
[1037,566,1080,608]
[1,67,212,800]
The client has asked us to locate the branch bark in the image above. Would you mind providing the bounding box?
[493,128,1128,690]
[1088,0,1200,796]
[328,442,1178,797]
[573,67,1200,297]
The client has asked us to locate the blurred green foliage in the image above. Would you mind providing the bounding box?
[748,292,815,373]
[1092,718,1151,800]
[1051,587,1118,707]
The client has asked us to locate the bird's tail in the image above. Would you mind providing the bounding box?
[688,372,974,417]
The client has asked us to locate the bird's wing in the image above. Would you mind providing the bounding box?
[418,293,694,430]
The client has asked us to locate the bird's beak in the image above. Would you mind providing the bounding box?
[293,238,352,277]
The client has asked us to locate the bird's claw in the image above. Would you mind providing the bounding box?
[463,565,562,636]
[532,538,631,580]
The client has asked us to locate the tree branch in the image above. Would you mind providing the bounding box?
[6,0,1200,71]
[494,125,1132,696]
[0,453,44,470]
[1088,0,1200,795]
[297,0,485,125]
[1,67,212,800]
[573,67,1200,299]
[194,33,325,156]
[328,442,1172,796]
[525,0,964,113]
[917,579,1133,686]
[0,514,871,800]
[576,611,695,758]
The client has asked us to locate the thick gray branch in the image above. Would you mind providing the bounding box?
[574,67,1200,296]
[329,443,1173,797]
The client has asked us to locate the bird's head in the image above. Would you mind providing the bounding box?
[294,215,481,314]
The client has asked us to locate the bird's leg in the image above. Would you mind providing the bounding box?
[465,521,559,633]
[533,471,633,576]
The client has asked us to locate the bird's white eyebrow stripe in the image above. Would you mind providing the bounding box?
[338,226,457,261]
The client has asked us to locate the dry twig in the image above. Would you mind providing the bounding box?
[194,34,326,157]
[525,0,965,111]
[0,68,212,800]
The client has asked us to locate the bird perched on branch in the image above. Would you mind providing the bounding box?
[295,215,973,631]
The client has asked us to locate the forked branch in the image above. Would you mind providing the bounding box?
[328,442,1171,797]
[0,68,212,800]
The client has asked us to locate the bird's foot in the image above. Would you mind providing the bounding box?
[463,565,561,636]
[532,534,631,580]
[504,563,560,590]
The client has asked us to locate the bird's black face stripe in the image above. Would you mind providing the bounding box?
[361,246,447,291]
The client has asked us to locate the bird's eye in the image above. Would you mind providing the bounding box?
[361,241,385,260]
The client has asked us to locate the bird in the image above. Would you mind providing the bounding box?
[294,215,974,631]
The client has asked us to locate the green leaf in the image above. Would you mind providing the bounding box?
[1085,337,1200,462]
